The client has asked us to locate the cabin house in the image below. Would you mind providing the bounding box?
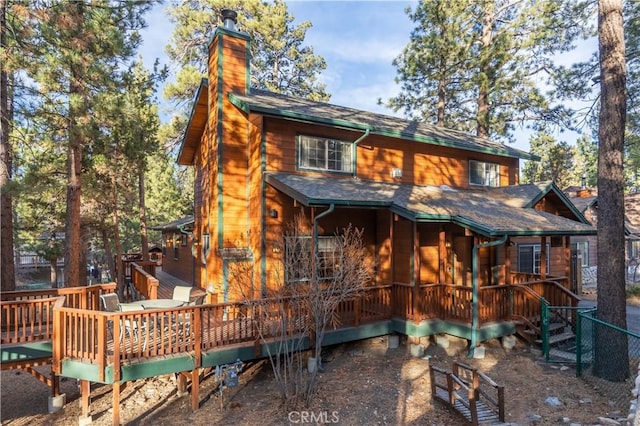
[175,10,595,345]
[151,216,195,284]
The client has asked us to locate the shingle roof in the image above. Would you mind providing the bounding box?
[150,216,194,232]
[266,173,595,237]
[229,89,537,161]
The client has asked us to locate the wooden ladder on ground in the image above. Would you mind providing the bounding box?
[430,361,506,425]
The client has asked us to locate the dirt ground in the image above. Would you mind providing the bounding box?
[0,333,628,426]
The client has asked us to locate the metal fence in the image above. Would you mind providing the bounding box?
[576,308,640,410]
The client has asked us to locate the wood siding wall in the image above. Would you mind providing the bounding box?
[263,118,519,187]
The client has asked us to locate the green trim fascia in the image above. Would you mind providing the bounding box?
[217,36,225,249]
[391,318,516,342]
[1,341,52,363]
[321,322,392,346]
[228,94,535,161]
[60,356,197,384]
[177,79,209,164]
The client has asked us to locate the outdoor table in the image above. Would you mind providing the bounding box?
[140,299,185,309]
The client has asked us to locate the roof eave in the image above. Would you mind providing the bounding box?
[177,79,209,165]
[228,93,536,161]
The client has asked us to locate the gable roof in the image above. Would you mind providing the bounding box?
[228,89,537,161]
[178,80,209,165]
[150,216,194,232]
[266,173,595,238]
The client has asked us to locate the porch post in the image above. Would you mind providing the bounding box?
[564,236,571,283]
[470,235,507,358]
[439,228,446,284]
[540,236,547,279]
[505,238,511,285]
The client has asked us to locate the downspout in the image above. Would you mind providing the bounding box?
[352,128,370,180]
[313,204,335,244]
[469,234,508,358]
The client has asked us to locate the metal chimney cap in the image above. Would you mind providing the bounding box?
[221,9,237,30]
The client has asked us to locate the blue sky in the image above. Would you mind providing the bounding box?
[139,1,596,153]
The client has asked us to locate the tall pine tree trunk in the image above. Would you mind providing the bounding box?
[476,1,493,139]
[594,0,628,382]
[0,0,15,291]
[139,166,148,261]
[63,2,86,287]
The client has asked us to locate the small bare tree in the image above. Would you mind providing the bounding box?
[231,250,311,410]
[230,212,371,408]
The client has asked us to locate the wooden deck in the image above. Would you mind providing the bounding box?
[0,272,579,425]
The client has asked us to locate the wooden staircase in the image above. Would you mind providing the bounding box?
[430,361,506,425]
[511,280,581,358]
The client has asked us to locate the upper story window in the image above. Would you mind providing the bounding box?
[469,160,500,187]
[298,135,353,173]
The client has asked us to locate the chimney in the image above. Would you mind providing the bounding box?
[221,9,237,31]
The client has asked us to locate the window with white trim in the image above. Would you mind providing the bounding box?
[469,160,500,187]
[298,135,353,173]
[518,243,550,274]
[285,235,340,283]
[173,233,180,260]
[571,241,589,267]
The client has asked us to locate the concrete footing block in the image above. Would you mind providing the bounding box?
[48,393,66,414]
[435,334,450,349]
[502,334,517,350]
[410,343,425,358]
[472,345,486,359]
[78,414,93,426]
[387,334,399,349]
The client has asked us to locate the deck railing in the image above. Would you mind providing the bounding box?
[51,286,395,372]
[1,296,65,344]
[1,283,116,310]
[130,263,159,299]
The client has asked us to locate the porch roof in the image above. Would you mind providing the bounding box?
[229,89,537,161]
[266,173,596,237]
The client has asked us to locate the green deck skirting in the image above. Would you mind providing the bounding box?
[1,341,52,363]
[54,318,516,384]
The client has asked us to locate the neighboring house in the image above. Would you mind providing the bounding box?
[174,11,595,312]
[626,192,640,263]
[151,216,195,285]
[566,187,640,273]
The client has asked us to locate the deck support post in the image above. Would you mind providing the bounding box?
[78,379,92,425]
[112,381,121,425]
[191,369,200,410]
[177,372,188,396]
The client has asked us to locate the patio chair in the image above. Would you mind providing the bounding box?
[100,293,120,312]
[100,293,120,339]
[119,303,150,351]
[177,295,205,338]
[172,286,192,304]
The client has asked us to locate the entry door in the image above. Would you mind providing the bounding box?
[453,236,472,286]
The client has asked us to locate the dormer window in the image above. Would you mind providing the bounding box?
[469,160,500,187]
[298,135,353,173]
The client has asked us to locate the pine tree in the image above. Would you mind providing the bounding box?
[22,1,154,286]
[522,131,575,187]
[386,0,591,141]
[163,0,328,150]
[594,0,628,382]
